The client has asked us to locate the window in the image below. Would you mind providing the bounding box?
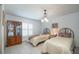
[28,24,33,35]
[22,23,33,36]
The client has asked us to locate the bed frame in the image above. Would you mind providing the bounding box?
[59,28,74,39]
[29,28,50,46]
[59,28,75,53]
[42,28,50,34]
[42,28,75,54]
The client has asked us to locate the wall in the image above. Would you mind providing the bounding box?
[5,14,41,43]
[0,5,2,53]
[0,5,4,54]
[41,12,79,47]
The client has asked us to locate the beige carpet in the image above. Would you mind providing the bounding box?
[4,41,43,54]
[4,41,79,54]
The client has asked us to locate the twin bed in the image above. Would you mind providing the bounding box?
[29,28,75,54]
[29,34,50,46]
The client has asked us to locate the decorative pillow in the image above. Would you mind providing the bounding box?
[59,32,71,38]
[64,33,71,38]
[59,33,64,37]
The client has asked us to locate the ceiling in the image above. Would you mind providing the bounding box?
[5,4,79,20]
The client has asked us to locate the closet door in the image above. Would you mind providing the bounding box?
[7,21,22,47]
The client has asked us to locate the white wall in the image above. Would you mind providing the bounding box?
[6,14,41,42]
[0,5,2,53]
[41,12,79,47]
[0,5,4,54]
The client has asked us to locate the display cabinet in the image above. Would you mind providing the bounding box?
[7,21,22,47]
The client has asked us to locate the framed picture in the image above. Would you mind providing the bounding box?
[52,23,58,28]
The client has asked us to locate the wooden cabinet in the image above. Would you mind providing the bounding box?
[7,21,22,47]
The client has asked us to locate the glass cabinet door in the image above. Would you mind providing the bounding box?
[16,25,22,36]
[16,22,22,36]
[7,22,14,36]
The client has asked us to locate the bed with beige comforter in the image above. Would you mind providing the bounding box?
[29,34,50,46]
[42,36,74,54]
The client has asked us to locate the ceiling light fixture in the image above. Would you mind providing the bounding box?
[41,9,48,22]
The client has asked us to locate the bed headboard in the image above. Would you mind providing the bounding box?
[42,28,50,34]
[59,28,74,39]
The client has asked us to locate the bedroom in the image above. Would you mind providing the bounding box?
[1,4,79,54]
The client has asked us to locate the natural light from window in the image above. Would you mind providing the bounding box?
[22,23,33,36]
